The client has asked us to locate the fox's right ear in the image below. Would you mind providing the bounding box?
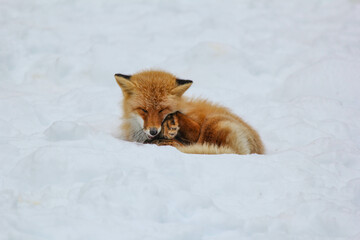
[115,73,135,96]
[171,79,193,97]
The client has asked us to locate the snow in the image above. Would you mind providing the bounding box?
[1,0,360,239]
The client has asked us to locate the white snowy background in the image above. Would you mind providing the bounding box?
[1,0,360,239]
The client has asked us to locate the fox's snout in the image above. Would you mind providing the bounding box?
[149,128,158,136]
[138,110,165,138]
[144,126,161,139]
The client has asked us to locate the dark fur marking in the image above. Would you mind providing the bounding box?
[176,79,193,85]
[115,73,131,80]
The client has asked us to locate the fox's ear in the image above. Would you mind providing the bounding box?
[171,79,193,97]
[115,73,135,96]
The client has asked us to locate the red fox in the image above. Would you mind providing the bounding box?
[115,70,264,154]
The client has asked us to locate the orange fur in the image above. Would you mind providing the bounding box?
[115,70,264,155]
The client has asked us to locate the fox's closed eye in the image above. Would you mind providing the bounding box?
[159,108,169,113]
[140,108,148,113]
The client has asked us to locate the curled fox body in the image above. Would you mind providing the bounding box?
[115,70,264,155]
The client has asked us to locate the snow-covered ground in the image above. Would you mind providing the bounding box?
[1,0,360,239]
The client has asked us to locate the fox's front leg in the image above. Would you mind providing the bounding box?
[175,111,201,143]
[161,111,201,143]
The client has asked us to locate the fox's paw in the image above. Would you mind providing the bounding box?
[162,113,180,139]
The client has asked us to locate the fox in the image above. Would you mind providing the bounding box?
[115,70,264,155]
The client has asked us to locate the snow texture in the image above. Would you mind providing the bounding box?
[1,0,360,239]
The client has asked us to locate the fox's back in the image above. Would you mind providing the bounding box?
[180,98,239,124]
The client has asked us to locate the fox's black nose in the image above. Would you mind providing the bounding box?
[149,128,158,136]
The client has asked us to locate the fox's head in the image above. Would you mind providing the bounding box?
[115,70,192,141]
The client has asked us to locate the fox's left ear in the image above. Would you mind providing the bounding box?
[115,73,135,96]
[171,79,193,97]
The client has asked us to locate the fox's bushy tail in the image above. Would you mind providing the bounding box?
[176,143,235,154]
